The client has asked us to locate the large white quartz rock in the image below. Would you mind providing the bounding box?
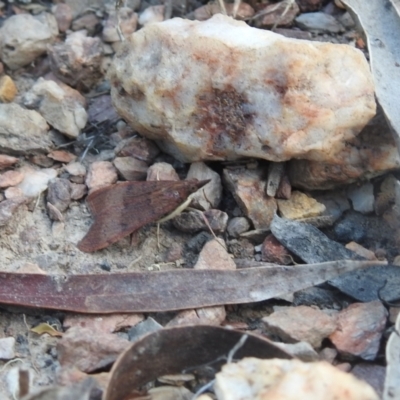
[110,15,375,165]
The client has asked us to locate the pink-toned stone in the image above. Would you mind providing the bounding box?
[57,326,130,372]
[194,239,236,270]
[70,183,87,200]
[63,314,144,334]
[113,156,148,181]
[52,3,73,32]
[4,187,24,199]
[262,306,337,348]
[85,161,118,191]
[0,155,18,170]
[223,168,277,230]
[255,1,299,28]
[329,301,387,360]
[17,263,46,274]
[0,170,24,188]
[48,150,77,163]
[261,234,291,265]
[146,162,179,181]
[335,362,352,373]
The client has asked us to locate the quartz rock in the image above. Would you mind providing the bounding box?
[113,156,148,181]
[0,13,58,70]
[86,161,117,191]
[110,15,375,166]
[138,5,164,26]
[347,182,374,214]
[146,162,179,181]
[24,78,88,139]
[18,167,58,198]
[0,104,51,154]
[214,358,379,400]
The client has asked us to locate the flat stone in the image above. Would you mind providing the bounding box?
[0,75,17,103]
[146,162,179,181]
[214,358,379,400]
[329,301,387,360]
[0,170,24,188]
[270,214,360,264]
[0,337,15,360]
[113,156,148,181]
[328,265,400,303]
[223,168,277,230]
[347,182,374,214]
[187,162,222,210]
[4,187,24,199]
[23,78,88,139]
[0,13,58,69]
[109,15,375,166]
[65,162,86,178]
[47,150,76,163]
[58,326,130,372]
[295,11,344,33]
[277,191,325,220]
[0,103,51,154]
[262,305,337,348]
[85,161,118,191]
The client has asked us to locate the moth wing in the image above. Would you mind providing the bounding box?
[77,180,207,253]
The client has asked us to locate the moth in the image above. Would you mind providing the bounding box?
[78,179,209,252]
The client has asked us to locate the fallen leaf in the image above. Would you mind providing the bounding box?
[31,322,63,337]
[0,260,382,313]
[342,0,400,152]
[104,325,293,400]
